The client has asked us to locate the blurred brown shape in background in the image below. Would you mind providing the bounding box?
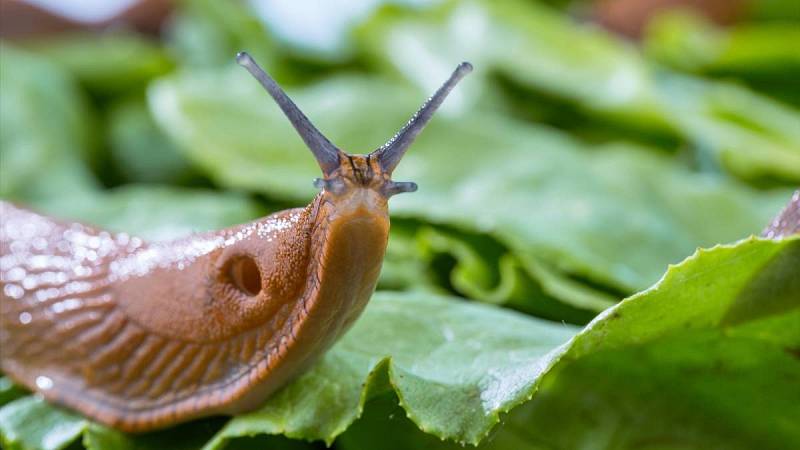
[594,0,748,37]
[0,0,172,38]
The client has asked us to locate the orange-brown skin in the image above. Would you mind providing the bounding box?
[0,54,471,432]
[0,156,390,432]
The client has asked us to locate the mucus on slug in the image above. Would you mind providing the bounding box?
[0,53,472,432]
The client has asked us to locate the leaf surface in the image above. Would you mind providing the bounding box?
[340,236,800,450]
[0,45,96,202]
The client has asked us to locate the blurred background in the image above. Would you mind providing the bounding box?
[1,0,800,448]
[0,0,798,324]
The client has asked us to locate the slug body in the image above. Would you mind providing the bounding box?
[0,54,471,432]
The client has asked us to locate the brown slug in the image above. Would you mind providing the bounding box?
[0,53,472,432]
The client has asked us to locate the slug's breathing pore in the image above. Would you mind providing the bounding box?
[0,53,472,432]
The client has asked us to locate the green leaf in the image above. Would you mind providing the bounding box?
[344,236,800,450]
[415,226,608,323]
[338,393,487,450]
[645,11,800,78]
[82,419,228,450]
[378,221,441,292]
[356,0,800,182]
[503,237,800,450]
[337,392,549,450]
[25,32,173,96]
[0,397,87,450]
[148,68,788,302]
[165,0,277,71]
[0,377,26,407]
[643,11,800,107]
[0,44,96,202]
[107,99,195,185]
[745,0,800,21]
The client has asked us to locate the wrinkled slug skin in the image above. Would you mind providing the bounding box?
[0,55,470,433]
[0,193,389,432]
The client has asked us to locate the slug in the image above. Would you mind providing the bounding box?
[0,53,472,432]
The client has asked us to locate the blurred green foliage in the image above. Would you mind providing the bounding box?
[645,10,800,107]
[0,0,798,448]
[107,98,194,184]
[357,0,800,182]
[25,32,173,97]
[0,44,96,201]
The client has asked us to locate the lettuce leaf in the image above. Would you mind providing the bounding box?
[24,32,173,96]
[341,236,800,450]
[0,45,96,202]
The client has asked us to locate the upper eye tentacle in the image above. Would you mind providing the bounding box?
[371,62,473,174]
[237,52,341,176]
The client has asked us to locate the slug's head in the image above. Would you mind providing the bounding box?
[236,52,471,200]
